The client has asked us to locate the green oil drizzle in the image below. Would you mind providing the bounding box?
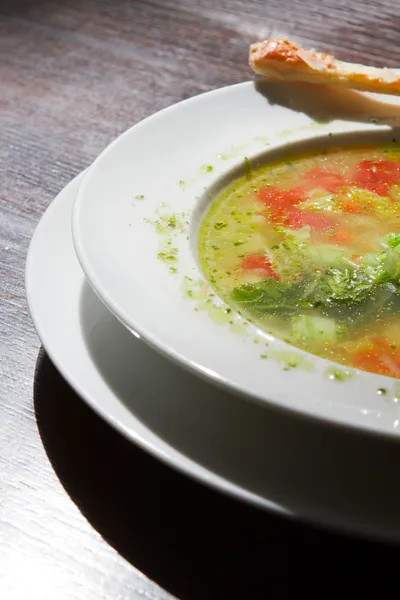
[157,249,178,263]
[150,212,187,235]
[180,277,247,334]
[325,367,353,382]
[270,350,314,372]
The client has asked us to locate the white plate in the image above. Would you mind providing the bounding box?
[72,80,400,437]
[26,173,400,541]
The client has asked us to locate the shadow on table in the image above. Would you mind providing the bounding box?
[34,349,291,599]
[34,345,400,600]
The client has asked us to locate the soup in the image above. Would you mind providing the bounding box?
[199,143,400,378]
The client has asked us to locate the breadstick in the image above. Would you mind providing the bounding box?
[249,38,400,96]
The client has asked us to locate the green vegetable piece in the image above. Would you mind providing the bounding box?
[291,314,339,345]
[232,278,299,316]
[383,246,400,280]
[308,245,350,269]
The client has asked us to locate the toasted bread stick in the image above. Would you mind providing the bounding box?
[249,38,400,96]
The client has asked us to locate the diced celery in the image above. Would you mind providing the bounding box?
[290,314,339,345]
[308,245,349,268]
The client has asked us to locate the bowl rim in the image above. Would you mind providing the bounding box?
[72,80,400,439]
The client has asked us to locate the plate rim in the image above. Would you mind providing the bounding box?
[26,171,293,517]
[26,171,400,543]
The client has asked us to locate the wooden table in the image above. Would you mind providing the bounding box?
[2,1,400,598]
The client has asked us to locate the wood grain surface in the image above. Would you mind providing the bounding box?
[2,1,400,598]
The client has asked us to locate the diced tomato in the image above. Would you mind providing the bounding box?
[285,209,334,231]
[350,337,400,378]
[256,186,306,222]
[282,186,308,202]
[326,231,353,245]
[370,336,390,349]
[303,168,346,193]
[351,349,392,376]
[352,159,400,196]
[241,254,279,280]
[343,201,364,213]
[257,185,335,230]
[370,337,398,354]
[242,255,269,270]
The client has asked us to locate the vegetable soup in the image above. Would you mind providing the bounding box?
[199,143,400,378]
